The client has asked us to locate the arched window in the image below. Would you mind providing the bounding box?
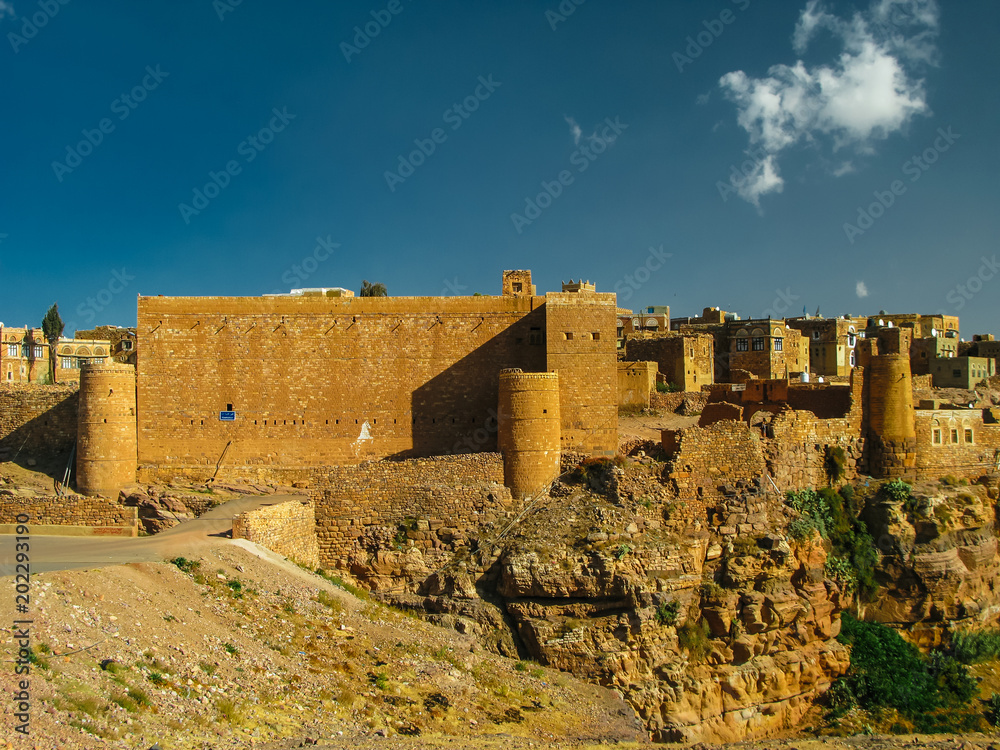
[751,328,766,351]
[735,330,749,352]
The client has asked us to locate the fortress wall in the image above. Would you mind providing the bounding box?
[311,453,514,569]
[545,293,618,456]
[136,295,548,482]
[0,384,79,460]
[233,497,319,568]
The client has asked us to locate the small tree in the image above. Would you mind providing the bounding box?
[41,303,64,384]
[359,280,387,297]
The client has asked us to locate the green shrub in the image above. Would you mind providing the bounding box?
[654,600,680,626]
[986,693,1000,725]
[677,620,711,660]
[832,615,987,732]
[656,381,680,393]
[223,643,238,656]
[824,445,847,485]
[951,628,1000,664]
[169,557,200,574]
[881,479,912,503]
[786,486,878,600]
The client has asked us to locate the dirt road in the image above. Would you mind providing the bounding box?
[0,494,305,574]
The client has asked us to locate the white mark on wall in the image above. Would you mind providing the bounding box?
[352,420,374,454]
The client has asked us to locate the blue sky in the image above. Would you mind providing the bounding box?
[1,0,997,336]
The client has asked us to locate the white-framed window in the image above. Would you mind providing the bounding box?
[61,357,73,369]
[773,338,783,351]
[6,343,17,357]
[965,428,974,444]
[32,345,44,358]
[811,330,820,340]
[933,429,942,445]
[951,428,959,443]
[736,337,749,352]
[121,340,134,351]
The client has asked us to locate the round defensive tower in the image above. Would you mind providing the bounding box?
[76,363,138,497]
[867,354,917,479]
[498,369,561,499]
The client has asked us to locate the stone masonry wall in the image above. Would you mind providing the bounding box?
[233,497,320,568]
[311,453,518,571]
[661,421,768,521]
[137,292,617,482]
[0,494,137,534]
[0,384,79,461]
[913,410,1000,481]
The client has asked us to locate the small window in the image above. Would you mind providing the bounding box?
[965,429,973,444]
[564,332,573,341]
[512,282,522,293]
[752,337,766,351]
[850,350,857,367]
[227,403,233,411]
[736,338,749,352]
[7,344,18,357]
[121,340,133,351]
[592,332,600,341]
[951,429,959,443]
[953,369,961,378]
[773,338,783,352]
[933,429,942,445]
[811,330,820,340]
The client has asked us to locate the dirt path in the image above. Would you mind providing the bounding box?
[0,494,305,575]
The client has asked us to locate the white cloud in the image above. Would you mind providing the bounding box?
[720,0,937,206]
[856,280,869,298]
[564,115,582,146]
[833,161,856,176]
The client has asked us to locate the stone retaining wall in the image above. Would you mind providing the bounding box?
[233,497,319,568]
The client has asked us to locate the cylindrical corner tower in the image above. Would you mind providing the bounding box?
[498,369,561,499]
[867,354,916,479]
[76,363,137,497]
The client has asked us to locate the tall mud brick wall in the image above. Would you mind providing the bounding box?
[867,354,917,479]
[311,453,515,571]
[136,291,617,482]
[544,292,617,456]
[0,384,79,461]
[76,364,137,497]
[498,369,561,499]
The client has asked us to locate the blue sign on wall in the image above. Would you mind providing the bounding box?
[220,411,236,421]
